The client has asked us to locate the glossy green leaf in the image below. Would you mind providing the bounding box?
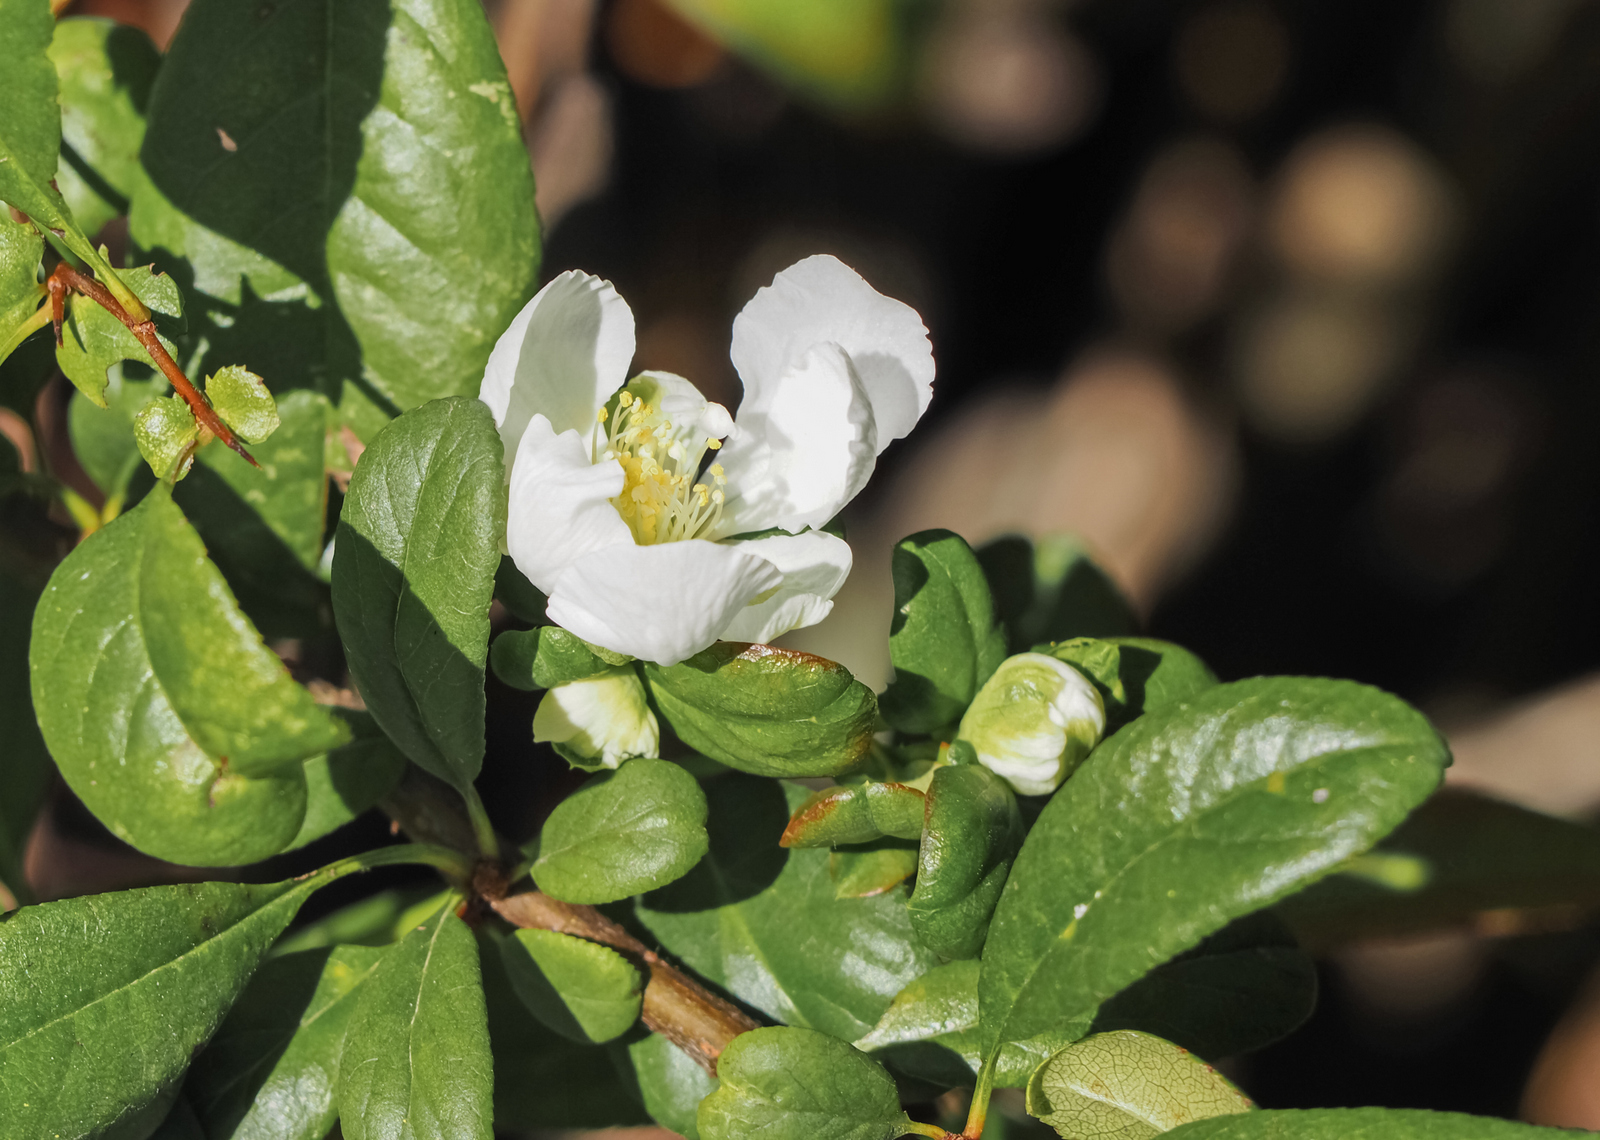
[274,885,446,956]
[147,1096,207,1140]
[698,1026,916,1140]
[1091,912,1316,1060]
[1026,1031,1253,1139]
[909,763,1024,960]
[338,903,493,1140]
[832,842,920,898]
[206,365,279,444]
[881,529,1008,734]
[0,875,330,1138]
[533,758,709,904]
[494,555,549,624]
[289,713,410,850]
[49,18,160,234]
[853,959,1091,1090]
[134,393,199,479]
[615,1031,717,1140]
[0,212,43,360]
[643,643,877,778]
[479,929,651,1131]
[0,0,77,238]
[0,571,50,906]
[1042,637,1219,731]
[979,677,1448,1052]
[57,263,184,407]
[498,928,643,1044]
[782,780,927,847]
[30,488,349,864]
[187,944,385,1140]
[332,397,505,791]
[638,777,940,1042]
[1278,789,1600,948]
[491,625,613,691]
[134,0,539,413]
[979,534,1139,654]
[1167,1108,1570,1139]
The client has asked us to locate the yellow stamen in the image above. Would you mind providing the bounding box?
[593,381,732,545]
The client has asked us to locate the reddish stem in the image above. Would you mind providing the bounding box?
[46,263,257,467]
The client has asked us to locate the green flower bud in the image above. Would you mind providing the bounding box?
[533,667,659,771]
[957,652,1106,796]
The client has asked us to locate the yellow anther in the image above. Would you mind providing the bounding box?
[710,464,725,480]
[598,407,609,422]
[619,390,634,407]
[706,437,722,450]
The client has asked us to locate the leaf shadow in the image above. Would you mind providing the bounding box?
[641,775,789,913]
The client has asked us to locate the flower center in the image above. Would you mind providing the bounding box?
[595,386,727,545]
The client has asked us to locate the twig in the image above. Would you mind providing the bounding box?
[46,263,257,467]
[380,766,758,1075]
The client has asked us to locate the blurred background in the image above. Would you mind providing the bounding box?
[31,0,1600,1132]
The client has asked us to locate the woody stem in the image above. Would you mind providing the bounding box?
[46,263,256,467]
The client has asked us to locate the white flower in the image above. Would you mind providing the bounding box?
[958,653,1106,796]
[532,667,660,770]
[480,255,934,666]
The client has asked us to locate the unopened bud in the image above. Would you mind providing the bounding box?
[533,667,659,770]
[957,652,1105,796]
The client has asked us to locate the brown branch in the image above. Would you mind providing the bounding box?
[488,888,759,1075]
[379,766,757,1075]
[46,263,258,467]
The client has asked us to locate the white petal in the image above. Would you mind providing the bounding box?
[633,370,734,440]
[480,270,635,463]
[506,414,632,593]
[717,530,853,644]
[731,254,934,449]
[547,540,783,666]
[716,342,877,535]
[533,668,659,769]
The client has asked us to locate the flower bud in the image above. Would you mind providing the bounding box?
[533,667,659,770]
[957,652,1106,796]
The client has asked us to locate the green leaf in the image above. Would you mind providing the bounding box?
[643,643,877,778]
[498,928,643,1044]
[881,529,1008,734]
[978,677,1448,1052]
[615,1031,718,1140]
[337,903,493,1140]
[0,571,51,906]
[147,1095,207,1140]
[0,875,330,1138]
[0,0,75,236]
[1277,789,1600,948]
[532,758,710,904]
[289,712,410,850]
[908,763,1024,960]
[31,488,349,864]
[698,1026,917,1140]
[1026,1030,1253,1139]
[0,212,43,361]
[1042,637,1219,731]
[134,392,199,479]
[49,18,160,234]
[491,625,612,691]
[135,0,539,413]
[479,930,651,1132]
[494,555,548,624]
[1090,912,1316,1060]
[186,944,385,1140]
[638,777,940,1041]
[57,262,184,407]
[781,780,927,847]
[853,959,1091,1090]
[206,364,279,444]
[978,534,1139,654]
[1167,1108,1571,1139]
[332,396,505,791]
[832,842,919,898]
